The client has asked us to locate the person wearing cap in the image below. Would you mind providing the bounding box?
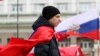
[30,6,70,56]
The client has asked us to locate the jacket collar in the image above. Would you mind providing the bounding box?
[32,16,54,30]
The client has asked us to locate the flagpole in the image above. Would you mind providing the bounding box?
[17,0,19,38]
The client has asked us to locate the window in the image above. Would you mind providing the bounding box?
[57,3,68,12]
[34,3,45,12]
[79,2,92,12]
[0,38,1,43]
[59,42,69,47]
[0,4,3,13]
[61,43,64,47]
[80,41,93,49]
[80,43,83,48]
[7,38,10,43]
[65,43,68,46]
[12,4,23,12]
[84,42,87,48]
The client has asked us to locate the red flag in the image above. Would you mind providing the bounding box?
[0,45,3,51]
[59,46,84,56]
[27,46,84,56]
[0,28,55,56]
[0,33,54,56]
[0,37,36,56]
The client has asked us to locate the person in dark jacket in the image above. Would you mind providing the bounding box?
[30,6,70,56]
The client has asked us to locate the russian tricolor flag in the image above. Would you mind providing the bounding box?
[55,9,100,40]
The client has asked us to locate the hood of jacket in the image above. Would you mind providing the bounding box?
[32,16,54,30]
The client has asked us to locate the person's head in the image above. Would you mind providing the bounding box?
[42,6,61,27]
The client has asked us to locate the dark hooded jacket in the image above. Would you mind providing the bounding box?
[32,16,61,56]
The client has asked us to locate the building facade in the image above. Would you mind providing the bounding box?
[0,0,100,56]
